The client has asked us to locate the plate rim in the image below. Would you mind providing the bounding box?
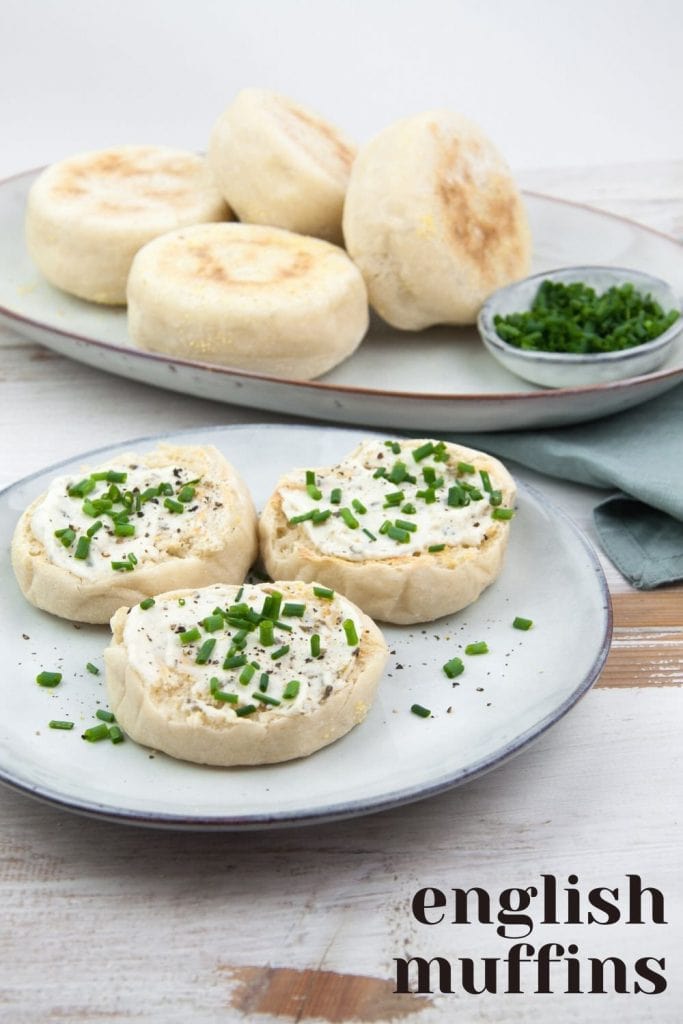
[1,165,682,404]
[0,422,613,830]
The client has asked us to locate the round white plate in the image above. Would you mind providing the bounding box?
[1,168,682,431]
[1,424,611,829]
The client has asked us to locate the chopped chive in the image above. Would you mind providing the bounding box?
[135,491,142,513]
[383,490,404,508]
[433,442,449,463]
[82,499,98,518]
[271,645,290,661]
[443,657,464,679]
[74,536,91,559]
[313,586,334,599]
[108,725,124,744]
[235,585,244,602]
[57,528,76,548]
[82,723,110,742]
[282,680,300,700]
[68,477,96,498]
[362,528,377,541]
[282,602,306,617]
[253,692,281,706]
[384,440,401,454]
[158,482,174,496]
[343,619,359,646]
[330,487,342,504]
[428,544,446,552]
[310,634,321,657]
[388,461,408,484]
[339,507,359,529]
[461,484,483,501]
[97,470,127,483]
[273,620,293,633]
[141,486,159,502]
[214,688,239,704]
[311,509,331,524]
[289,510,316,525]
[177,484,196,503]
[127,552,138,565]
[111,560,134,572]
[259,672,270,692]
[49,720,74,730]
[416,487,437,504]
[387,525,410,543]
[411,703,431,718]
[178,597,186,606]
[306,482,323,500]
[114,523,135,537]
[239,663,256,686]
[492,507,515,520]
[465,641,489,655]
[235,704,257,717]
[86,520,103,538]
[489,490,503,506]
[122,492,134,509]
[107,484,122,502]
[96,709,116,723]
[202,613,224,632]
[86,662,100,675]
[379,520,391,535]
[480,470,492,492]
[373,467,387,479]
[195,638,216,664]
[267,591,282,619]
[422,466,436,485]
[394,519,417,533]
[513,616,533,631]
[259,620,274,646]
[223,653,247,669]
[305,470,316,486]
[457,461,475,474]
[351,498,367,515]
[447,485,469,507]
[36,671,62,688]
[412,442,435,462]
[179,627,201,645]
[231,629,249,648]
[164,497,184,514]
[401,502,417,515]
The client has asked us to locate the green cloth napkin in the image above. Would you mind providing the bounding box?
[452,382,683,589]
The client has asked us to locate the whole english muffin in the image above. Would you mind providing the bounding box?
[127,222,369,378]
[208,88,356,245]
[342,111,532,329]
[25,145,230,305]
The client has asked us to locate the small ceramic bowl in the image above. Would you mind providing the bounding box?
[477,266,682,389]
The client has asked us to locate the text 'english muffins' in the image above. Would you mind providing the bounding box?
[343,111,532,329]
[127,223,369,379]
[25,145,230,305]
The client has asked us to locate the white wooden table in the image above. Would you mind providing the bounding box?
[0,163,681,1023]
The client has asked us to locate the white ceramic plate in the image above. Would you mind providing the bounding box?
[1,168,682,432]
[0,424,611,829]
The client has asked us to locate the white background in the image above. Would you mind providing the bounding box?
[2,0,681,178]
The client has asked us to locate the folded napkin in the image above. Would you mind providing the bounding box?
[451,382,683,589]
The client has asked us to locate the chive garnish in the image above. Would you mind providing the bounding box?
[139,597,155,611]
[202,613,223,632]
[111,560,134,572]
[492,507,515,520]
[416,487,437,504]
[362,528,377,541]
[312,509,331,524]
[339,507,359,529]
[82,499,98,518]
[114,523,135,537]
[282,680,300,700]
[385,440,401,454]
[128,553,138,565]
[252,692,280,706]
[224,653,247,669]
[465,641,489,655]
[412,442,435,462]
[179,627,201,645]
[213,686,239,704]
[86,662,100,675]
[310,634,321,657]
[259,672,270,692]
[195,638,216,664]
[373,467,387,479]
[235,585,244,602]
[379,521,391,535]
[177,484,196,503]
[489,490,503,506]
[95,470,127,484]
[306,482,323,500]
[461,485,483,501]
[401,503,417,515]
[394,519,417,532]
[447,485,469,507]
[513,616,533,631]
[239,663,257,686]
[36,671,61,688]
[411,704,431,718]
[96,709,116,723]
[259,620,274,646]
[388,461,409,484]
[313,586,334,599]
[164,497,184,514]
[428,544,445,552]
[49,720,74,730]
[235,705,257,717]
[289,510,316,525]
[351,498,367,515]
[73,536,91,559]
[443,657,464,679]
[480,470,492,492]
[271,645,290,661]
[57,528,76,548]
[457,461,475,474]
[387,525,410,543]
[383,490,404,508]
[109,725,124,744]
[86,520,103,538]
[343,619,359,646]
[330,487,342,504]
[82,723,110,742]
[68,477,96,498]
[282,603,305,617]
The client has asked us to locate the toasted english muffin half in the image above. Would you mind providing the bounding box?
[105,579,388,766]
[127,222,369,378]
[11,445,257,624]
[342,111,531,329]
[259,438,517,624]
[208,88,356,245]
[25,145,230,305]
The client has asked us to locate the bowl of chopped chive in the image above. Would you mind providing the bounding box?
[477,266,681,388]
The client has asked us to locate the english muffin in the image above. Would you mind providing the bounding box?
[25,145,230,304]
[342,111,532,328]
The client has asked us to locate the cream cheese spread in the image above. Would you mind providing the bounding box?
[122,582,362,721]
